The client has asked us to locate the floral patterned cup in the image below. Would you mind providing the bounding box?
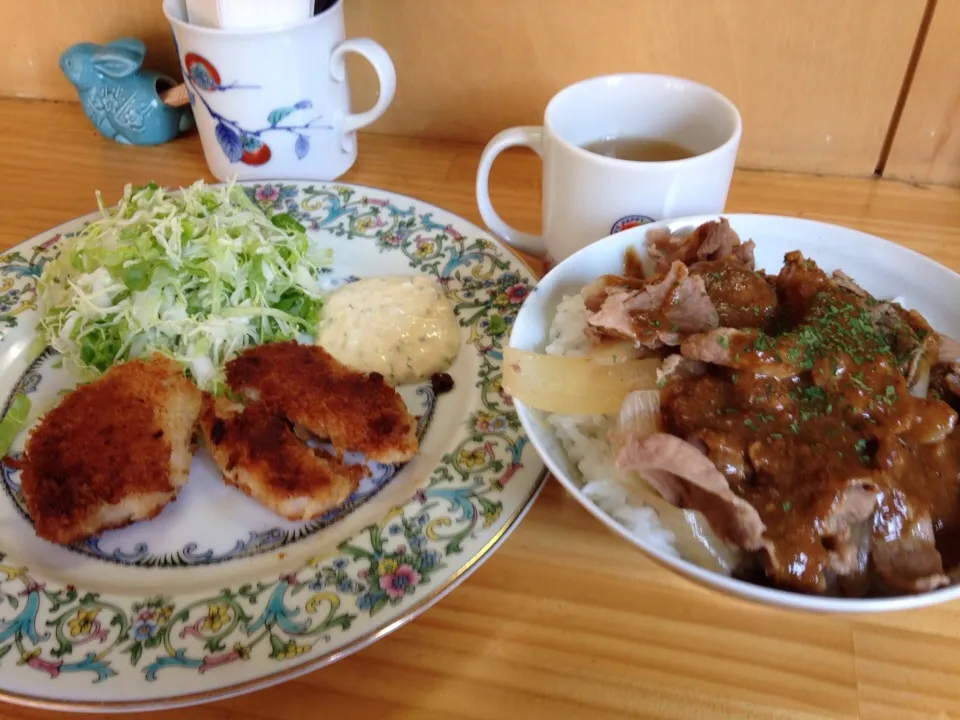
[164,0,396,181]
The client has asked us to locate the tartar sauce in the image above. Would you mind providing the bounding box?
[315,276,460,385]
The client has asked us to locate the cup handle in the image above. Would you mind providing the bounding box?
[330,38,397,134]
[476,126,544,257]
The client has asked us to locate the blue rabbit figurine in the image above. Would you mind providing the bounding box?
[59,38,193,146]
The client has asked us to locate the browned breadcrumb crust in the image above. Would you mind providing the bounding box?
[19,354,200,544]
[198,394,365,520]
[225,341,418,464]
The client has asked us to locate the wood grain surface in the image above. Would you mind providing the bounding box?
[4,98,960,719]
[0,0,929,177]
[1,0,181,100]
[885,0,960,185]
[345,0,924,176]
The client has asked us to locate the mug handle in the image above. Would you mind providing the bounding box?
[476,126,545,257]
[330,38,397,134]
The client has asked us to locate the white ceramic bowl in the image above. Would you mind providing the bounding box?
[510,213,960,613]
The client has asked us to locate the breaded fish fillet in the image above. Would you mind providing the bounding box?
[225,341,418,464]
[20,355,201,545]
[198,394,365,520]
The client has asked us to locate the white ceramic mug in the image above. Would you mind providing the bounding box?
[164,0,396,181]
[476,74,741,266]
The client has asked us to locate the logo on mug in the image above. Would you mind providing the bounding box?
[610,214,656,234]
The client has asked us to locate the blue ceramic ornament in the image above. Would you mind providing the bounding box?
[59,38,193,146]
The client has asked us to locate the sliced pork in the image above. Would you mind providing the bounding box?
[646,218,755,274]
[690,259,778,329]
[581,274,648,313]
[679,328,800,379]
[657,355,707,386]
[938,334,960,365]
[871,515,950,594]
[586,261,719,348]
[615,432,767,552]
[830,269,869,297]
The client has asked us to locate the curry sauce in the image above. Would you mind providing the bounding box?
[596,222,960,596]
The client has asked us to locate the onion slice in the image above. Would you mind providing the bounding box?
[502,347,658,414]
[618,389,662,436]
[909,355,931,399]
[618,476,743,575]
[938,333,960,365]
[609,390,743,575]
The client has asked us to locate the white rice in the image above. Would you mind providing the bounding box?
[543,294,679,557]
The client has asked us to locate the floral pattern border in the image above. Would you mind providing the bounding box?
[0,183,542,703]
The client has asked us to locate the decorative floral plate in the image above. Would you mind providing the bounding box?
[0,182,546,711]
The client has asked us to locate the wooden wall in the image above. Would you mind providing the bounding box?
[346,0,921,177]
[2,0,958,183]
[884,0,960,185]
[2,1,182,101]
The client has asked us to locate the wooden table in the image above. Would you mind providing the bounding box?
[3,99,960,720]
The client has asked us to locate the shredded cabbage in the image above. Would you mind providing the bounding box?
[37,180,332,391]
[0,392,30,456]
